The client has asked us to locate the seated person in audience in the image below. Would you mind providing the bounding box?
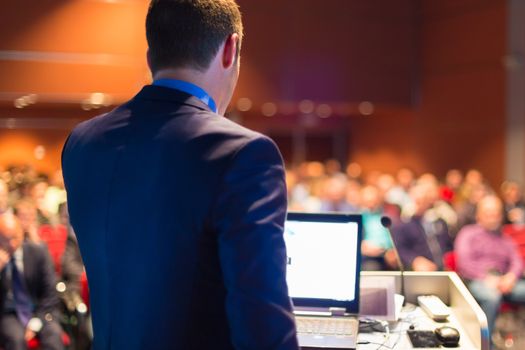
[360,185,397,270]
[455,196,525,334]
[392,184,452,271]
[454,182,490,235]
[0,180,11,216]
[0,214,63,350]
[13,200,41,245]
[324,159,342,176]
[423,179,457,231]
[345,180,362,213]
[29,181,52,226]
[376,174,395,198]
[401,176,457,230]
[456,169,484,206]
[386,167,415,210]
[501,181,525,225]
[320,174,354,213]
[42,171,67,220]
[440,169,463,205]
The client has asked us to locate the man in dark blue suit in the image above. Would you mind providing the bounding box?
[61,0,298,349]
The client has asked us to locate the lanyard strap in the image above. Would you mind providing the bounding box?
[153,79,218,113]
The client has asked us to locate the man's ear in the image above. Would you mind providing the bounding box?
[222,33,239,69]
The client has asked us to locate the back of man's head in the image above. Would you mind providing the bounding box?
[146,0,243,73]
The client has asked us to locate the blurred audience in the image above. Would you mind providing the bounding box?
[455,196,525,334]
[0,165,89,349]
[1,160,524,345]
[0,213,64,350]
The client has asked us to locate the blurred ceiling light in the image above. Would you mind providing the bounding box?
[90,92,106,106]
[82,92,112,110]
[236,97,252,112]
[358,101,375,116]
[261,102,277,117]
[13,94,38,109]
[316,104,332,118]
[14,98,26,109]
[298,99,315,114]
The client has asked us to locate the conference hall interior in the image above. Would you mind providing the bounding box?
[1,1,524,349]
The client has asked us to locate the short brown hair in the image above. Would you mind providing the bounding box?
[146,0,243,73]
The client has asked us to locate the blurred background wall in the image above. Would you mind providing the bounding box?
[0,0,523,187]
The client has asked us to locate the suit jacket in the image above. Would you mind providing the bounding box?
[0,242,59,319]
[62,85,298,350]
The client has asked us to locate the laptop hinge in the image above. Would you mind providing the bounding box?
[329,307,346,316]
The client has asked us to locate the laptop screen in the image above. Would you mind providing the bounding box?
[284,212,362,313]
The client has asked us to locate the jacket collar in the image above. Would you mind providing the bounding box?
[132,85,214,113]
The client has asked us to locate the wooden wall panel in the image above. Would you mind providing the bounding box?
[415,0,507,186]
[235,0,417,105]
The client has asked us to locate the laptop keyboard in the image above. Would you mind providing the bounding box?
[296,317,355,336]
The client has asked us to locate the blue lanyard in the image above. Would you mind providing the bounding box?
[153,79,218,113]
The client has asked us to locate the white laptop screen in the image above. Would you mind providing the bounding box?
[284,213,362,312]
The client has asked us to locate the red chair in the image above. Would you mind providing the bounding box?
[80,271,90,308]
[502,224,525,263]
[443,251,457,271]
[27,332,71,349]
[38,224,68,275]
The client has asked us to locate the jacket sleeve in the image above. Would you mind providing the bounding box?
[212,136,299,350]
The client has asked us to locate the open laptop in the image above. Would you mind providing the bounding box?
[284,212,362,349]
